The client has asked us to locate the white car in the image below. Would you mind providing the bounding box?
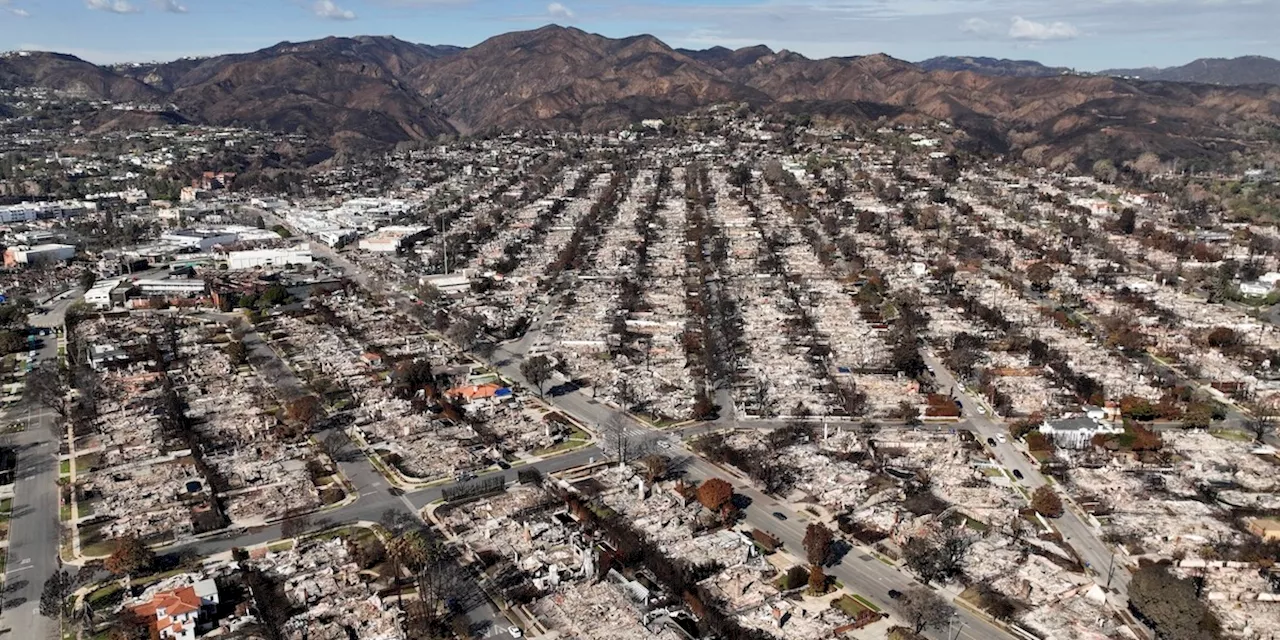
[508,627,523,638]
[997,434,1007,444]
[976,406,987,415]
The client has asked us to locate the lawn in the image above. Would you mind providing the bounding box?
[59,459,70,475]
[850,594,881,612]
[75,452,101,475]
[833,594,878,618]
[1210,429,1254,442]
[79,522,118,557]
[267,540,295,553]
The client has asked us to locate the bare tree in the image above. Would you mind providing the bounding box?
[900,587,953,634]
[601,413,650,465]
[1242,403,1276,442]
[319,431,349,462]
[640,454,669,484]
[279,509,313,539]
[26,361,67,418]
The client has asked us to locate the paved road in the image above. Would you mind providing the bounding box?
[0,293,75,639]
[921,350,1133,598]
[478,316,1010,640]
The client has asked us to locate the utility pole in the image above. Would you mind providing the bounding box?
[1106,551,1117,590]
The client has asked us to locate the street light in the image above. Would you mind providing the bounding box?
[948,613,965,640]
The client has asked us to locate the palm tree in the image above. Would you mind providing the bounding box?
[386,529,430,612]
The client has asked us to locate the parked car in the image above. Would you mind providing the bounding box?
[772,512,787,521]
[1012,469,1024,480]
[997,434,1008,444]
[508,627,523,638]
[987,437,997,447]
[888,589,903,600]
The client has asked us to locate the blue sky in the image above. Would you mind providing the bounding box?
[1,0,1277,70]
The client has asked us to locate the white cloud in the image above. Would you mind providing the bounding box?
[959,17,997,36]
[157,0,187,12]
[312,0,356,20]
[85,0,140,13]
[1008,16,1080,41]
[547,1,574,20]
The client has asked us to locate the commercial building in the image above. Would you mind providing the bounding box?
[160,226,281,252]
[3,243,76,266]
[134,278,208,297]
[358,225,428,253]
[226,245,314,270]
[84,278,131,310]
[161,229,239,252]
[0,200,89,223]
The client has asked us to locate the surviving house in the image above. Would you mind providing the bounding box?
[130,579,219,640]
[1038,416,1125,450]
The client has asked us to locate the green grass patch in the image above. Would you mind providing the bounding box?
[833,594,876,618]
[59,459,70,475]
[981,467,1004,477]
[79,522,118,557]
[533,438,587,457]
[1209,429,1254,442]
[587,503,617,520]
[268,540,295,553]
[0,497,12,517]
[74,452,101,475]
[850,594,881,612]
[78,499,96,518]
[88,583,122,609]
[60,503,72,522]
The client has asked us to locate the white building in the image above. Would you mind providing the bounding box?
[0,200,89,223]
[1240,281,1274,298]
[1038,416,1125,449]
[84,278,126,310]
[161,229,239,252]
[3,244,75,266]
[134,278,207,297]
[358,225,428,253]
[227,245,313,270]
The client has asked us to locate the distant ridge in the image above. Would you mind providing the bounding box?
[3,26,1280,168]
[1101,56,1280,86]
[917,56,1073,78]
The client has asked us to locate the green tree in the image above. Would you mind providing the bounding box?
[520,354,554,397]
[0,330,25,355]
[225,340,247,366]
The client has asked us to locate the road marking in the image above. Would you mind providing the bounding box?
[6,565,31,574]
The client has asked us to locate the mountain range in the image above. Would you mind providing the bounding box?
[1100,56,1280,86]
[919,55,1280,87]
[3,26,1280,168]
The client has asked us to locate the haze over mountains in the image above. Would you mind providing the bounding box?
[919,55,1280,86]
[3,25,1279,168]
